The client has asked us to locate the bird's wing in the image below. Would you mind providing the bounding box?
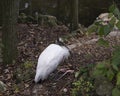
[36,44,65,80]
[37,44,63,68]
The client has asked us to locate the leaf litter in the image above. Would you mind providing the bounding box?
[0,24,120,96]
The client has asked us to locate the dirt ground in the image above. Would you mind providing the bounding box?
[0,24,120,96]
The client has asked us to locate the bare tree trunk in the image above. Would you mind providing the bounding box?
[2,0,19,64]
[71,0,79,31]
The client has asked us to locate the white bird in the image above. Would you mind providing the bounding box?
[34,38,70,83]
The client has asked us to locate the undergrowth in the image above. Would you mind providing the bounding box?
[72,3,120,96]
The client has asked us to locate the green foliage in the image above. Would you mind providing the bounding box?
[87,24,98,34]
[97,38,109,47]
[107,69,114,81]
[112,46,120,67]
[72,64,95,96]
[92,46,120,96]
[87,4,120,38]
[72,77,94,96]
[109,15,116,25]
[72,3,120,96]
[116,21,120,29]
[87,6,120,95]
[72,46,120,96]
[111,46,120,72]
[93,60,115,81]
[116,72,120,86]
[97,25,112,37]
[109,4,120,19]
[87,13,116,37]
[97,25,105,36]
[112,87,120,96]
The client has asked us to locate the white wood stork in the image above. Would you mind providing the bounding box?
[34,38,70,83]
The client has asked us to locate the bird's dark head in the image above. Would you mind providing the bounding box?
[55,37,72,54]
[55,38,65,46]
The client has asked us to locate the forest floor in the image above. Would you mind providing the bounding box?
[0,24,120,96]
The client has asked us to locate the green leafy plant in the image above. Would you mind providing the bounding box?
[92,46,120,96]
[72,64,96,96]
[72,3,120,96]
[97,38,109,47]
[87,4,120,47]
[72,77,94,96]
[111,46,120,71]
[93,60,114,81]
[72,46,120,96]
[109,4,120,20]
[112,87,120,96]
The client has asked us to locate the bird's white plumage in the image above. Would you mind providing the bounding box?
[34,44,70,83]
